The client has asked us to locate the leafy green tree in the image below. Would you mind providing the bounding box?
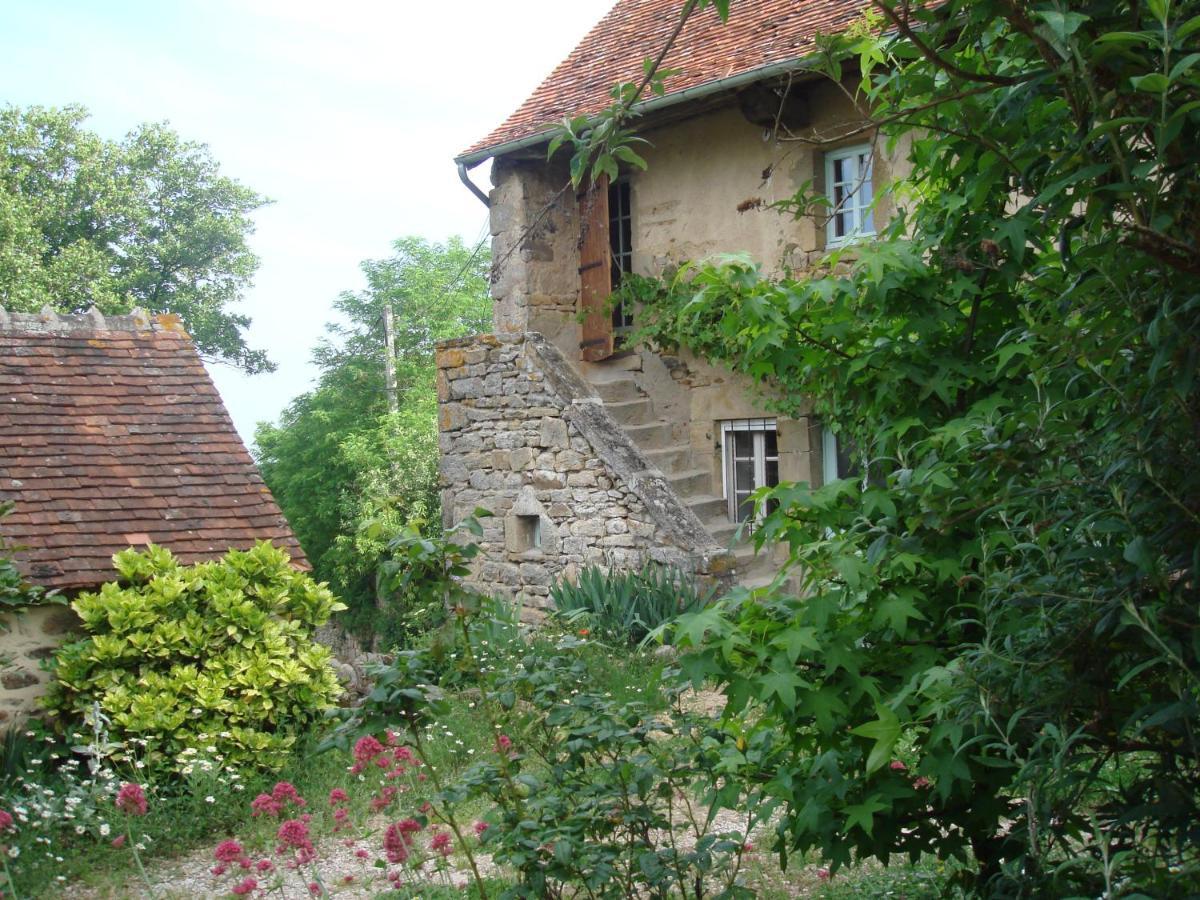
[625,0,1200,893]
[255,236,490,633]
[0,104,270,371]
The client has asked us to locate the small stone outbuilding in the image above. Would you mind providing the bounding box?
[0,306,307,724]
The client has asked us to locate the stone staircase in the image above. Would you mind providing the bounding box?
[580,357,779,590]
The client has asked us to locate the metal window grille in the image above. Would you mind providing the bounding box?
[608,179,634,331]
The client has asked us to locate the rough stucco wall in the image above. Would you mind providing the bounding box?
[436,333,732,617]
[631,80,907,274]
[0,604,78,727]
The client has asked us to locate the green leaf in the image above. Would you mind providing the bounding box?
[1131,73,1170,92]
[842,797,889,837]
[850,705,902,775]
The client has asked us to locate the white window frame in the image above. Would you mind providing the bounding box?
[825,144,875,248]
[821,426,841,486]
[720,418,779,522]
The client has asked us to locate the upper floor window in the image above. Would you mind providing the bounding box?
[821,426,857,485]
[608,179,634,332]
[825,145,875,247]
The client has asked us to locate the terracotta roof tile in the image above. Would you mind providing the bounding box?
[0,309,308,589]
[460,0,868,160]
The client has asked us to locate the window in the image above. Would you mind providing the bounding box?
[721,419,780,522]
[821,426,862,486]
[825,145,874,247]
[607,179,634,332]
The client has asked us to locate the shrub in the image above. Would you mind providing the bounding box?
[550,563,711,644]
[43,543,346,774]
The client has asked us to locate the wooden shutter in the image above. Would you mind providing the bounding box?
[577,175,614,362]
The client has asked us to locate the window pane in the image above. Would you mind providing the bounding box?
[733,431,753,457]
[734,459,754,494]
[765,459,779,488]
[764,431,777,457]
[735,492,754,522]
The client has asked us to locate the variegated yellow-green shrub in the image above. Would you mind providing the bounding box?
[43,542,346,774]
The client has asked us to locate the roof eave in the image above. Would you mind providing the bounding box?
[455,52,822,168]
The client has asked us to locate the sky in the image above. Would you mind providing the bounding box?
[1,0,614,442]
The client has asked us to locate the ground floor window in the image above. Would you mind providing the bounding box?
[721,418,779,522]
[821,426,858,485]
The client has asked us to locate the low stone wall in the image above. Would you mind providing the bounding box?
[0,604,77,727]
[436,332,734,617]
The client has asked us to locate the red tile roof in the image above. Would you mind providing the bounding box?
[0,308,308,589]
[459,0,869,161]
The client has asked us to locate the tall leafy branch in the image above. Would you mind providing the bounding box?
[624,0,1200,893]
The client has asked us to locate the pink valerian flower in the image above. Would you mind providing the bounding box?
[354,848,370,860]
[332,807,350,831]
[473,821,489,836]
[111,834,127,848]
[231,878,258,896]
[255,859,274,873]
[430,831,453,857]
[0,810,13,832]
[889,760,908,771]
[912,776,932,790]
[384,819,423,863]
[328,788,349,806]
[116,782,148,816]
[370,786,398,811]
[214,839,246,863]
[495,734,513,754]
[817,867,832,881]
[393,746,418,765]
[251,793,283,817]
[353,735,385,765]
[308,882,321,895]
[277,818,314,854]
[418,802,432,814]
[211,864,228,877]
[271,781,307,808]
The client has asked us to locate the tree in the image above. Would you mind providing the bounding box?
[0,104,270,372]
[254,236,490,636]
[624,0,1200,893]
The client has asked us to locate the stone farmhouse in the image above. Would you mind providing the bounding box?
[0,307,306,723]
[440,0,904,612]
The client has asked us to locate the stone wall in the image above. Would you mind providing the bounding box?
[437,332,734,615]
[0,604,78,727]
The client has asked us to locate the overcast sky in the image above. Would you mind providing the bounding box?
[1,0,614,442]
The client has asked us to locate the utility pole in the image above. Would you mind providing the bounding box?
[382,304,398,414]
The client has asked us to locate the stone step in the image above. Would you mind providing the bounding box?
[686,494,727,521]
[667,468,712,497]
[642,445,693,475]
[705,518,749,549]
[624,420,687,452]
[603,398,656,427]
[579,353,644,376]
[590,377,643,403]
